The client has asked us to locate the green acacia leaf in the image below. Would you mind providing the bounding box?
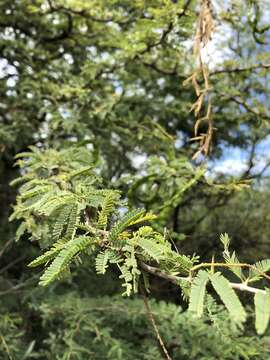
[188,270,209,317]
[109,209,146,246]
[210,272,246,324]
[254,290,270,335]
[95,251,110,275]
[136,237,164,262]
[39,236,92,286]
[249,259,270,282]
[28,241,65,268]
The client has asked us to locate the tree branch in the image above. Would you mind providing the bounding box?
[219,92,270,121]
[139,262,266,295]
[139,261,188,285]
[211,63,270,76]
[230,282,265,294]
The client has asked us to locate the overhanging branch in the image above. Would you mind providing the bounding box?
[139,261,266,295]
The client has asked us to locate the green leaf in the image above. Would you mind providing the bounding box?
[39,194,76,216]
[95,251,110,274]
[221,233,243,280]
[136,237,164,262]
[188,270,209,317]
[209,272,246,323]
[254,290,270,335]
[39,236,92,286]
[118,264,133,296]
[97,191,120,229]
[65,203,80,240]
[52,204,73,241]
[249,259,270,282]
[128,212,157,226]
[220,233,230,251]
[20,184,53,200]
[15,222,28,242]
[109,209,146,246]
[68,165,93,179]
[28,241,66,267]
[254,259,270,273]
[223,251,243,281]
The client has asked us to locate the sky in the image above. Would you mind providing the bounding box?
[198,0,270,177]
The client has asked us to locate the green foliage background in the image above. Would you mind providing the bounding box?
[1,0,270,358]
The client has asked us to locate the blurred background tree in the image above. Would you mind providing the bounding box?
[0,0,270,358]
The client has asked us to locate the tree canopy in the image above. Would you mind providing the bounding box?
[1,1,270,359]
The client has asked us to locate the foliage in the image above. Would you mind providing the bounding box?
[254,290,270,335]
[1,0,270,358]
[10,147,270,336]
[1,294,270,360]
[10,147,194,292]
[188,270,209,317]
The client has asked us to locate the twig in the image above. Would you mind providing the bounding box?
[139,262,266,295]
[139,261,186,285]
[0,335,13,360]
[140,284,172,360]
[0,255,26,274]
[211,63,270,76]
[230,282,265,294]
[219,92,270,121]
[0,275,39,297]
[0,239,13,258]
[59,222,270,297]
[190,262,270,281]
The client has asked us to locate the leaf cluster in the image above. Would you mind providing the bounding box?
[10,147,270,336]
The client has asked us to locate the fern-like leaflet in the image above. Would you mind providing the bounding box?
[136,237,164,262]
[109,209,145,246]
[254,290,270,335]
[118,263,133,296]
[188,270,209,317]
[39,236,92,286]
[52,204,73,241]
[249,259,270,282]
[97,191,120,229]
[209,272,246,324]
[28,240,66,268]
[95,251,110,274]
[65,203,80,240]
[220,233,244,281]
